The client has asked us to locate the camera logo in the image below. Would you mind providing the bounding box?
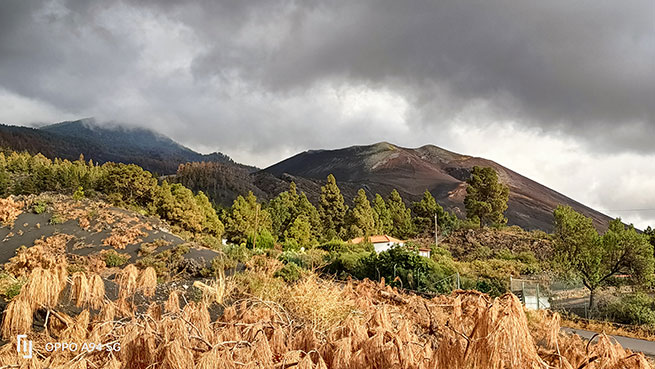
[17,335,33,359]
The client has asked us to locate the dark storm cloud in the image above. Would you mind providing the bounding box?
[0,0,653,153]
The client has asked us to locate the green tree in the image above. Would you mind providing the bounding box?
[296,192,322,241]
[412,190,457,236]
[387,190,413,239]
[0,169,8,196]
[157,183,204,234]
[645,226,655,258]
[268,182,299,240]
[553,205,654,308]
[318,174,348,240]
[99,163,158,207]
[225,191,271,246]
[195,191,224,237]
[346,189,376,239]
[372,194,392,234]
[464,166,509,227]
[285,214,314,248]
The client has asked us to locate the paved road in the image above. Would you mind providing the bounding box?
[562,327,655,357]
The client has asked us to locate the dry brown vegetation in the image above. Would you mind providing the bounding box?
[1,195,651,368]
[0,197,23,226]
[5,234,72,276]
[0,263,650,369]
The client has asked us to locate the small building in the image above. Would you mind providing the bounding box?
[350,235,405,253]
[417,247,431,258]
[350,235,432,258]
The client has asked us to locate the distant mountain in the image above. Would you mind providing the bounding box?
[0,119,241,174]
[263,142,612,231]
[1,120,613,231]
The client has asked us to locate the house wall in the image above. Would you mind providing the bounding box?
[373,241,405,253]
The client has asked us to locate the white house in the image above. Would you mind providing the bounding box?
[349,235,431,258]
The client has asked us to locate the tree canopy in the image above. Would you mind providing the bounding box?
[318,174,348,240]
[346,189,376,239]
[412,190,457,237]
[387,190,413,239]
[464,166,509,227]
[224,191,272,246]
[552,205,654,308]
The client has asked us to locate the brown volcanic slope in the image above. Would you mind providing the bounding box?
[263,142,612,232]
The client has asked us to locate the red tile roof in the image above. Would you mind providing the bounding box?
[350,235,404,244]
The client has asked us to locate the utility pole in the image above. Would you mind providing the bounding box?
[434,213,438,247]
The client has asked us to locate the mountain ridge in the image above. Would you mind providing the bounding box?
[263,142,612,232]
[0,119,244,174]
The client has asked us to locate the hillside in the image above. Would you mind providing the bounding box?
[264,142,612,231]
[2,120,614,231]
[0,119,241,174]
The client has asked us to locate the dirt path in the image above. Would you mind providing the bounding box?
[562,327,655,357]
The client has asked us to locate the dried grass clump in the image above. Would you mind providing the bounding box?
[160,340,194,369]
[5,235,71,275]
[285,276,356,332]
[0,267,651,369]
[193,271,232,305]
[164,290,180,314]
[87,273,106,310]
[116,264,138,299]
[70,272,88,307]
[464,293,547,369]
[0,197,23,225]
[20,267,63,310]
[102,223,145,249]
[1,298,32,339]
[137,267,157,297]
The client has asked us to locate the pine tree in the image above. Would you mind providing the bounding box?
[0,169,9,196]
[346,189,376,238]
[296,192,322,241]
[285,214,313,248]
[195,191,224,237]
[412,190,457,236]
[387,190,413,239]
[225,191,271,245]
[318,174,348,240]
[372,193,392,234]
[268,182,299,240]
[464,166,509,227]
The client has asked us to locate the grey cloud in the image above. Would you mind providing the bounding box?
[1,0,653,152]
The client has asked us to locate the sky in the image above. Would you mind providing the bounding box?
[1,0,654,229]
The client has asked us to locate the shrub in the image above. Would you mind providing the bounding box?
[32,199,48,214]
[0,170,8,196]
[103,250,129,267]
[359,245,457,293]
[318,239,349,252]
[282,239,300,252]
[198,235,222,250]
[136,244,190,278]
[222,243,252,264]
[318,239,373,253]
[274,262,303,283]
[597,292,655,325]
[279,249,328,269]
[49,213,66,225]
[458,259,523,296]
[73,186,85,200]
[322,251,371,278]
[0,273,24,300]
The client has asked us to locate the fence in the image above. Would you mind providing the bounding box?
[510,277,550,310]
